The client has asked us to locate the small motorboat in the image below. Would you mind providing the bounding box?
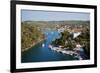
[42,44,45,47]
[48,45,52,49]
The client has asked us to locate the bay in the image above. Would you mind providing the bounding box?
[21,30,78,63]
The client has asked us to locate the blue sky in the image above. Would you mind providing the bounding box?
[21,10,90,21]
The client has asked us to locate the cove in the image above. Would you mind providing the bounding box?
[21,31,78,63]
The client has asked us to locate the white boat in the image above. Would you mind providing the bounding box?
[42,44,45,47]
[48,45,52,48]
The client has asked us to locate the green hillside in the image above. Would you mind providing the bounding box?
[21,22,45,52]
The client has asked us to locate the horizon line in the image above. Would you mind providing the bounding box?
[22,20,90,22]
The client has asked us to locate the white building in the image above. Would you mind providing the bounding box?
[73,32,81,38]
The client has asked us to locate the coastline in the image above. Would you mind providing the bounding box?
[21,38,45,52]
[48,45,86,60]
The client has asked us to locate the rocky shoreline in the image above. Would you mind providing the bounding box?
[21,39,45,52]
[48,45,86,60]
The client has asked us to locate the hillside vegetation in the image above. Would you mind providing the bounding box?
[21,20,90,56]
[21,22,45,52]
[52,27,90,58]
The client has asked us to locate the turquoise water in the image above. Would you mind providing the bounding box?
[21,31,78,63]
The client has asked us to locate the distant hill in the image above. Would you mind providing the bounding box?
[23,20,90,25]
[22,20,89,31]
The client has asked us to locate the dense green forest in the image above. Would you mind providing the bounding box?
[52,27,90,57]
[21,22,45,52]
[74,27,90,57]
